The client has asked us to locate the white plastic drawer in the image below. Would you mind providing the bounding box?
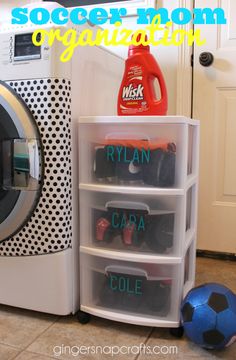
[79,120,196,189]
[80,254,182,322]
[80,190,184,256]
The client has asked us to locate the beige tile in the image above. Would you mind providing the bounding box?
[195,258,236,292]
[0,305,58,349]
[27,315,152,359]
[0,344,19,360]
[210,345,236,360]
[15,351,54,360]
[137,328,236,359]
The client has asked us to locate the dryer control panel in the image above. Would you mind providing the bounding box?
[14,32,41,62]
[0,25,70,81]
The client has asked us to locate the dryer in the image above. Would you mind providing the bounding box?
[0,21,123,314]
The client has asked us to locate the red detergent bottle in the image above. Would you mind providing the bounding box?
[118,34,168,116]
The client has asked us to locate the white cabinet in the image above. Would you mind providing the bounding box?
[78,116,199,328]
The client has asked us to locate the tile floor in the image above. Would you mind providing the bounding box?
[0,257,235,360]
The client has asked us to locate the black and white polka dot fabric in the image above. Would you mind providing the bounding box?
[0,79,73,256]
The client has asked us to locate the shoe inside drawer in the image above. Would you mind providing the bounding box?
[93,140,176,188]
[94,207,175,254]
[81,255,181,320]
[78,122,187,188]
[80,191,183,256]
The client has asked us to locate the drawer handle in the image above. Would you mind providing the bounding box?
[105,265,148,279]
[105,201,150,213]
[105,132,151,141]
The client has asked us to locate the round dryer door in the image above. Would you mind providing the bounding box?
[0,81,43,242]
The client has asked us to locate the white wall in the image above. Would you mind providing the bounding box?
[0,0,179,114]
[0,0,36,23]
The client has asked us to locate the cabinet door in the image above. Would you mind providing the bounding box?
[193,0,236,253]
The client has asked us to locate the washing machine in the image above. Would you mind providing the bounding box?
[0,20,123,314]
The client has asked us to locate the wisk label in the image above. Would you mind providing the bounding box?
[122,84,144,101]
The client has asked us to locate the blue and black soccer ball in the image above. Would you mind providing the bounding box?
[181,283,236,350]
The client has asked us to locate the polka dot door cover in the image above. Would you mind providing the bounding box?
[0,79,73,256]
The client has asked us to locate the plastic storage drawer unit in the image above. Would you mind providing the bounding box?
[78,116,200,330]
[80,253,182,325]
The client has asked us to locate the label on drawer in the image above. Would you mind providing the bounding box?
[108,273,144,296]
[111,211,145,231]
[106,146,151,165]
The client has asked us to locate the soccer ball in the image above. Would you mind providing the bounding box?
[181,283,236,350]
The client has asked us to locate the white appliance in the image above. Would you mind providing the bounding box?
[0,20,123,315]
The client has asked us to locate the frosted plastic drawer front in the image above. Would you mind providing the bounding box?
[80,190,184,256]
[93,142,175,187]
[80,254,181,321]
[79,122,188,188]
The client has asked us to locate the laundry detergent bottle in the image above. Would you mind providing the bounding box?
[118,34,168,116]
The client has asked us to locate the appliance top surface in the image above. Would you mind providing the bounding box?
[0,20,123,82]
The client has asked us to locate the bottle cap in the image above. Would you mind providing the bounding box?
[128,33,150,56]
